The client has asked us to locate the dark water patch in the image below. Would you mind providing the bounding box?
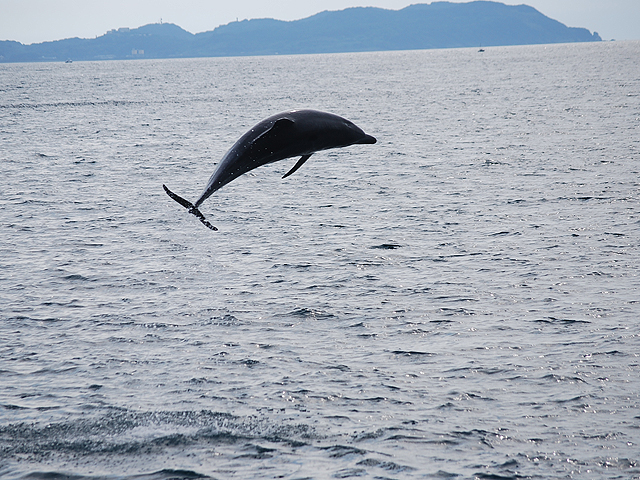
[436,307,477,316]
[343,396,390,403]
[347,261,385,268]
[588,350,625,357]
[238,359,260,367]
[476,367,509,376]
[541,374,586,383]
[2,404,28,410]
[527,437,544,444]
[436,252,483,260]
[202,314,244,326]
[61,274,93,282]
[132,470,211,480]
[594,457,639,469]
[370,244,402,250]
[323,445,367,458]
[140,322,170,330]
[457,393,496,402]
[41,300,83,308]
[0,409,316,459]
[323,415,352,422]
[14,198,52,206]
[559,195,613,202]
[351,429,385,442]
[5,315,65,324]
[184,378,221,386]
[386,434,458,445]
[552,395,589,404]
[332,468,367,478]
[280,308,336,320]
[579,432,621,441]
[431,296,480,303]
[587,271,614,277]
[356,457,415,472]
[473,473,524,480]
[451,429,498,442]
[496,459,520,469]
[21,470,212,480]
[535,317,591,324]
[149,433,193,448]
[425,470,461,479]
[20,473,88,480]
[234,450,274,459]
[390,350,434,357]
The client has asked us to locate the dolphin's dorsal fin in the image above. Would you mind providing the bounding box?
[282,154,312,179]
[254,117,294,142]
[248,117,295,155]
[272,117,295,128]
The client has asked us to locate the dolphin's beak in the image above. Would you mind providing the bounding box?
[357,134,377,144]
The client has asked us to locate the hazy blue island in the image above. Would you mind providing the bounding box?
[0,1,601,63]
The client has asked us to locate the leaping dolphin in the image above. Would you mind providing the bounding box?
[163,109,377,231]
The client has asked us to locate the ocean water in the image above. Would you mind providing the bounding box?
[1,41,639,479]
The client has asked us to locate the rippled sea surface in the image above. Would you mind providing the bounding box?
[1,41,639,479]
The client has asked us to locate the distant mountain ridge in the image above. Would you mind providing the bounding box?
[0,1,601,63]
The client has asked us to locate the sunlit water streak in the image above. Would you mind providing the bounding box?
[1,41,639,479]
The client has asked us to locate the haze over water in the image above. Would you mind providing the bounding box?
[1,41,639,479]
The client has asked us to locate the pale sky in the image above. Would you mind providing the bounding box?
[1,0,638,45]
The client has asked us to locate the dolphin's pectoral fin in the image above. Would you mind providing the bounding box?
[282,154,312,179]
[163,184,218,231]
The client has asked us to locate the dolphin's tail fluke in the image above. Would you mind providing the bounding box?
[163,184,218,231]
